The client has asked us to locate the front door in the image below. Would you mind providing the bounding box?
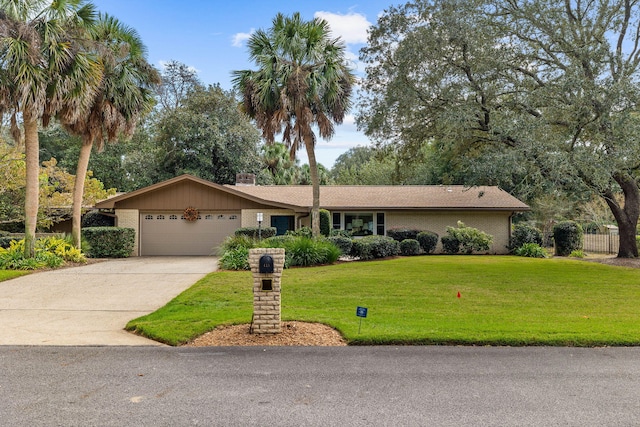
[271,215,295,236]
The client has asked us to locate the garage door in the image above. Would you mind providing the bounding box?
[140,212,241,256]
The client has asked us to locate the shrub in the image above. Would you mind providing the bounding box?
[286,226,313,238]
[569,249,586,258]
[234,226,277,239]
[0,236,17,249]
[416,231,439,254]
[0,236,86,270]
[81,210,115,228]
[219,234,256,254]
[83,227,135,258]
[219,247,250,270]
[445,221,493,254]
[553,221,584,256]
[327,235,352,255]
[400,239,420,256]
[260,235,340,267]
[330,229,352,238]
[386,228,421,242]
[351,235,400,260]
[319,209,331,237]
[509,224,543,252]
[441,235,460,254]
[514,243,547,258]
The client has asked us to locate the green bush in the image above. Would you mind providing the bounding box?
[286,226,313,238]
[400,239,420,256]
[327,235,352,255]
[416,231,438,254]
[219,247,250,270]
[0,236,17,249]
[81,210,115,228]
[330,229,352,238]
[441,235,460,254]
[445,221,493,254]
[509,223,543,252]
[234,226,277,239]
[284,237,340,267]
[514,243,547,258]
[83,227,135,258]
[351,235,400,260]
[319,209,331,237]
[386,228,421,241]
[219,234,256,254]
[553,221,584,256]
[0,237,86,270]
[569,249,586,258]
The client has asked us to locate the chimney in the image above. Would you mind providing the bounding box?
[236,173,256,186]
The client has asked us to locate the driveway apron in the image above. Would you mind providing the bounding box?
[0,257,218,346]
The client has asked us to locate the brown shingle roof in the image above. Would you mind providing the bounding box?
[225,184,530,211]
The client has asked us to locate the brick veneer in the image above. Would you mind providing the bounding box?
[249,248,285,334]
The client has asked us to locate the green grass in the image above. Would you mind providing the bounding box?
[0,270,29,282]
[126,256,640,346]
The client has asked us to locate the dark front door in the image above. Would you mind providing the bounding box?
[271,215,295,235]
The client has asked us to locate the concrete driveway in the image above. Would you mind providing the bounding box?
[0,257,218,346]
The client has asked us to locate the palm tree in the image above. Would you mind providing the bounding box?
[61,14,160,248]
[261,142,298,185]
[233,12,354,236]
[0,0,102,257]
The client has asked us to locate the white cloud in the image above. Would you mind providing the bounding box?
[314,11,371,45]
[232,29,254,47]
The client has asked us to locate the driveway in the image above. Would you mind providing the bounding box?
[0,257,218,346]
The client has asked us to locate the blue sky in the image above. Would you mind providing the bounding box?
[91,0,399,168]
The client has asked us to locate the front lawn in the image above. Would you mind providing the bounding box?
[126,256,640,346]
[0,270,29,282]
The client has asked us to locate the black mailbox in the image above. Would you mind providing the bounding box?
[259,254,274,273]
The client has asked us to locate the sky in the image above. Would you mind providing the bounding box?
[91,0,400,168]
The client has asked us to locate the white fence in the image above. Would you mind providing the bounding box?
[583,233,619,255]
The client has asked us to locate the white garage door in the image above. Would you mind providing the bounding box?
[140,212,241,256]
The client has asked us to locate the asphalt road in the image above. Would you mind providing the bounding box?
[1,346,639,426]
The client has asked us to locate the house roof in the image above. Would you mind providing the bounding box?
[225,184,529,211]
[94,174,529,212]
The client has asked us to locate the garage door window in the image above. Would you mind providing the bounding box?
[145,214,153,220]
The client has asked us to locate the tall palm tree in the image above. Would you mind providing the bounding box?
[0,0,101,257]
[233,12,354,236]
[61,13,160,248]
[261,142,298,185]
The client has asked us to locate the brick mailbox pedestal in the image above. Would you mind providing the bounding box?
[249,248,285,334]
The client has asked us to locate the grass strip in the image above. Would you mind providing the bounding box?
[126,256,640,346]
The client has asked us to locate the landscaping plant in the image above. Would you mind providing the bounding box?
[444,221,493,254]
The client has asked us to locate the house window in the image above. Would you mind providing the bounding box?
[332,212,341,230]
[144,214,153,220]
[169,214,178,220]
[344,213,374,236]
[377,213,385,235]
[156,215,165,220]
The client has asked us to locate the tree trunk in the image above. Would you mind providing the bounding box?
[71,140,93,249]
[23,117,40,258]
[305,140,320,237]
[604,173,640,258]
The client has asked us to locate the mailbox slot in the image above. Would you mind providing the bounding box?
[259,254,274,273]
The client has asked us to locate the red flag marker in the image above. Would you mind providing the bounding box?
[457,291,461,298]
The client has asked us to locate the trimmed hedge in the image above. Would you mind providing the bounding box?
[416,231,439,254]
[509,223,543,252]
[387,228,421,241]
[553,221,583,256]
[319,209,331,237]
[83,227,135,258]
[235,226,277,239]
[351,235,400,260]
[327,235,353,255]
[441,235,460,254]
[400,239,420,256]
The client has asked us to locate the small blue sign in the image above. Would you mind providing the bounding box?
[356,306,368,318]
